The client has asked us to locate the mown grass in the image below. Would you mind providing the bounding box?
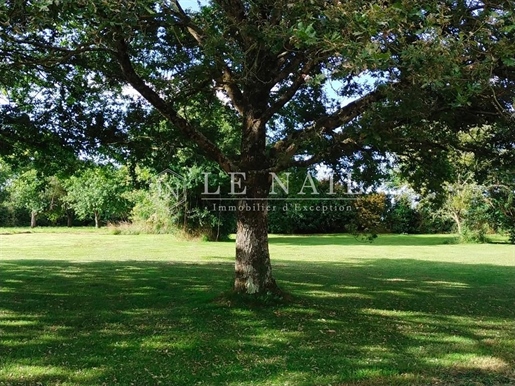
[0,230,514,385]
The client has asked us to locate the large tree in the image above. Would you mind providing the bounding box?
[1,1,514,294]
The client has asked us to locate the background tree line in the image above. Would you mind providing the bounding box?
[1,156,513,243]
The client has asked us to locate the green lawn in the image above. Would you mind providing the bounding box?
[0,230,514,385]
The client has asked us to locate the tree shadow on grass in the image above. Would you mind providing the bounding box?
[0,259,514,385]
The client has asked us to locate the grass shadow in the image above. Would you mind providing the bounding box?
[0,258,514,385]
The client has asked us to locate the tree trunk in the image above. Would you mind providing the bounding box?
[233,88,279,295]
[94,210,100,228]
[30,211,37,228]
[234,172,279,295]
[452,213,462,235]
[183,200,188,231]
[67,210,73,227]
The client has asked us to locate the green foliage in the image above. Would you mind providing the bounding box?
[0,158,11,196]
[44,175,71,225]
[419,174,489,243]
[6,169,47,226]
[349,193,388,237]
[458,224,489,244]
[385,194,421,234]
[2,0,514,189]
[178,165,235,241]
[486,184,515,244]
[125,169,182,234]
[122,165,235,239]
[65,166,129,227]
[267,173,355,234]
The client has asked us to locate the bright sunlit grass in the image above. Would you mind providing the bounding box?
[0,229,514,385]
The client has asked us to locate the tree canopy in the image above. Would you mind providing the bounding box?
[2,1,514,176]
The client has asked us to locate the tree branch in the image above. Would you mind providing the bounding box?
[262,60,315,122]
[290,154,322,169]
[113,38,236,172]
[271,87,387,159]
[1,36,109,66]
[169,0,205,46]
[215,67,247,115]
[212,0,246,25]
[314,88,386,132]
[169,0,248,115]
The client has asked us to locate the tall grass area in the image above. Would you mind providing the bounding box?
[0,230,514,385]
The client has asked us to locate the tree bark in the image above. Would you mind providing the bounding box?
[234,172,279,295]
[94,210,100,228]
[67,210,73,227]
[30,211,37,228]
[452,213,462,235]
